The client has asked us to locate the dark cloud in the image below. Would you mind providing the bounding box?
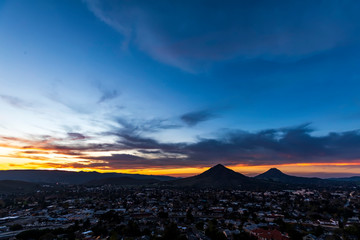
[67,132,87,140]
[85,154,154,169]
[180,110,217,126]
[115,117,181,134]
[111,130,185,153]
[93,124,360,168]
[85,0,360,71]
[4,122,360,169]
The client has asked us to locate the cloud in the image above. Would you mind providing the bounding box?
[46,90,92,114]
[98,89,118,103]
[95,82,120,103]
[138,149,162,154]
[84,154,191,169]
[180,109,217,126]
[67,132,87,140]
[0,94,32,109]
[4,122,360,170]
[114,117,181,134]
[94,124,360,168]
[84,0,360,72]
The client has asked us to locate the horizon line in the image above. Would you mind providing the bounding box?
[1,164,360,179]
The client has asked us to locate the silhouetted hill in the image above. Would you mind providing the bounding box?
[2,167,356,189]
[0,170,176,184]
[84,177,160,186]
[255,168,327,185]
[0,180,39,194]
[171,164,273,189]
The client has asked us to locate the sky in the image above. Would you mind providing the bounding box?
[1,0,360,177]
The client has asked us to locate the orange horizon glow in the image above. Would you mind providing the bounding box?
[1,161,360,178]
[2,142,360,178]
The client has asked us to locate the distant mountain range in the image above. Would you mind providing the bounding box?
[166,164,342,190]
[170,165,358,188]
[167,164,290,190]
[254,168,360,187]
[84,177,160,186]
[0,170,176,184]
[0,165,359,191]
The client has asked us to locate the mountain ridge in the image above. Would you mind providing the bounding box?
[0,169,176,184]
[0,166,359,188]
[169,164,280,189]
[255,167,330,185]
[84,176,160,186]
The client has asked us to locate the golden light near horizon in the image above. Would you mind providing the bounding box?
[2,140,360,178]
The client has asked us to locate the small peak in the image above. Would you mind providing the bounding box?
[255,167,286,179]
[263,168,285,176]
[204,164,231,174]
[213,164,226,169]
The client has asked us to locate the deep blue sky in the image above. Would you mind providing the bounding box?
[1,0,360,176]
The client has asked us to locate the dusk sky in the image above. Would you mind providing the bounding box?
[1,0,360,177]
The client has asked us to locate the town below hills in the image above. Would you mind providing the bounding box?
[0,164,359,193]
[0,164,359,240]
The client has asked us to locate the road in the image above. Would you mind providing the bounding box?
[344,191,355,208]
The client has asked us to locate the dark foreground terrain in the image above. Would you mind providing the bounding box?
[0,184,359,240]
[0,165,360,240]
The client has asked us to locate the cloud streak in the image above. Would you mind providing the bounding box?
[95,83,120,103]
[84,0,360,71]
[0,94,33,109]
[180,109,217,126]
[3,122,360,171]
[98,89,118,103]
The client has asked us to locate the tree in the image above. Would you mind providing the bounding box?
[10,224,23,231]
[159,211,168,219]
[205,220,227,240]
[163,223,181,240]
[196,221,204,231]
[125,220,141,237]
[186,209,194,223]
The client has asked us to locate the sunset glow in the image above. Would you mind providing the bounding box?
[2,140,360,178]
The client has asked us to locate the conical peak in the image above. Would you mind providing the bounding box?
[203,164,234,175]
[263,168,285,176]
[212,164,226,169]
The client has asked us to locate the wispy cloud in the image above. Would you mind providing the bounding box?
[95,82,120,103]
[114,116,181,134]
[0,94,33,109]
[84,0,360,72]
[180,109,217,126]
[3,122,360,171]
[67,132,87,141]
[97,89,118,103]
